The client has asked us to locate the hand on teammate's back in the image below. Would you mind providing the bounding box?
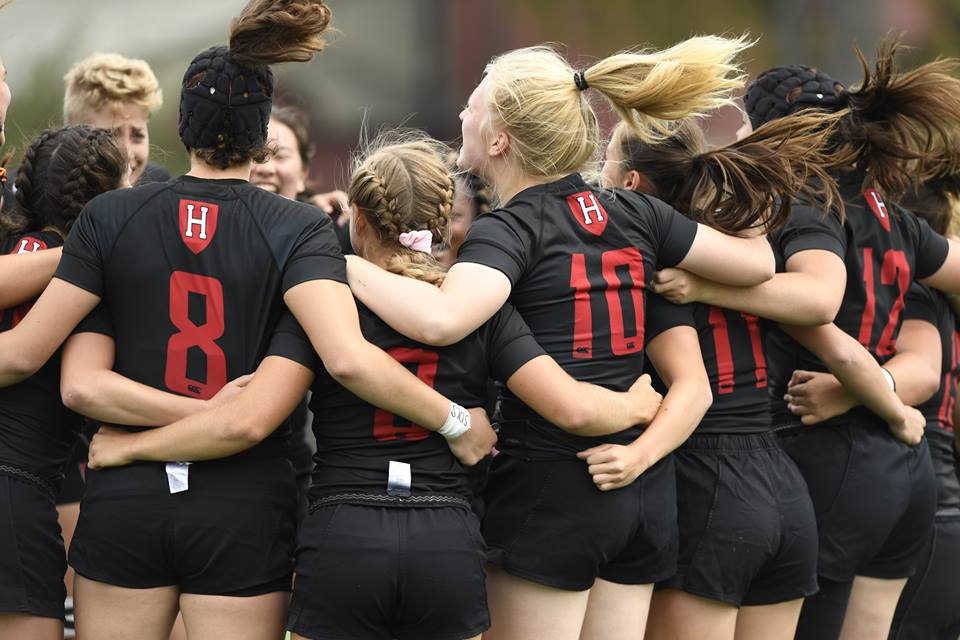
[446,407,496,466]
[88,426,135,469]
[627,373,663,425]
[208,373,255,408]
[784,370,856,425]
[888,406,926,446]
[577,442,651,492]
[650,268,703,305]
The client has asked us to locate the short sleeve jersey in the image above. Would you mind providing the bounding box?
[766,172,950,425]
[457,174,697,457]
[0,231,83,482]
[54,176,346,460]
[694,304,771,434]
[903,282,960,510]
[301,302,544,499]
[639,293,697,394]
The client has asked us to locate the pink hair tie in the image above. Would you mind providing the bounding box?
[398,230,434,254]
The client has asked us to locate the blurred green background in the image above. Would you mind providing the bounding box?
[2,0,958,189]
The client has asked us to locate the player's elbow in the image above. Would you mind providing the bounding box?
[692,380,714,416]
[916,368,940,404]
[61,377,97,415]
[551,402,593,436]
[418,317,462,347]
[219,414,272,448]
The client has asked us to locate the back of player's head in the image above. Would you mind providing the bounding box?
[744,64,846,130]
[179,0,332,170]
[349,131,455,286]
[610,108,842,233]
[63,53,163,125]
[748,40,960,198]
[480,36,749,180]
[1,125,127,239]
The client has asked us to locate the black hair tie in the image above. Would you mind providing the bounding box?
[574,71,589,91]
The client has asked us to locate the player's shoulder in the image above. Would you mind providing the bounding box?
[239,186,329,229]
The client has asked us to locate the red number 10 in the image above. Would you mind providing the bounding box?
[569,247,646,359]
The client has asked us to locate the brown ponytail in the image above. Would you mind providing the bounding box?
[614,110,843,234]
[228,0,332,67]
[830,40,960,197]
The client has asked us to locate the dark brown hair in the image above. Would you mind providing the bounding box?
[228,0,333,67]
[899,177,960,236]
[829,40,960,198]
[271,105,314,169]
[1,125,127,238]
[614,110,842,233]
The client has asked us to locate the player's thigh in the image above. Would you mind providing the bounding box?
[646,588,737,640]
[579,578,652,640]
[735,599,804,640]
[484,564,590,640]
[179,591,288,640]
[74,575,178,640]
[838,575,908,640]
[0,613,62,640]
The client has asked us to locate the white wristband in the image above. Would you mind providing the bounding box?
[437,402,471,439]
[881,367,896,392]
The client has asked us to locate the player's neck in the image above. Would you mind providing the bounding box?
[493,172,558,204]
[186,157,253,182]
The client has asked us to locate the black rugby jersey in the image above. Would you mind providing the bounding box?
[903,282,960,511]
[54,176,345,460]
[641,293,697,394]
[457,173,697,457]
[0,231,83,482]
[766,172,949,426]
[694,304,771,434]
[297,303,543,499]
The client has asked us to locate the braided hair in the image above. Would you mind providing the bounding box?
[0,125,127,239]
[348,132,455,286]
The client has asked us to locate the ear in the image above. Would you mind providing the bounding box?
[624,170,654,193]
[350,204,366,233]
[488,130,510,158]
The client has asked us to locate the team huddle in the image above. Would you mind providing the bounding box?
[0,1,959,639]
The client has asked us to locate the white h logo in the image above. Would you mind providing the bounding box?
[577,194,604,225]
[870,191,887,219]
[184,204,208,239]
[17,239,40,253]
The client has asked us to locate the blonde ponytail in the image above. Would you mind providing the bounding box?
[585,35,751,142]
[482,35,751,180]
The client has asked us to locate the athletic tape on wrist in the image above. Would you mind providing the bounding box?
[437,402,471,439]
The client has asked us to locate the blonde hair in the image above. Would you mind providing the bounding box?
[349,132,455,286]
[481,36,750,180]
[63,53,162,124]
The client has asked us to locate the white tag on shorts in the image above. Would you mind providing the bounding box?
[165,462,190,494]
[387,460,411,496]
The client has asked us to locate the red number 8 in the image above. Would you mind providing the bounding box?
[164,271,226,399]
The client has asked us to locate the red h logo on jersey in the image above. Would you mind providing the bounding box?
[566,191,608,236]
[11,237,48,254]
[178,199,219,254]
[863,189,891,233]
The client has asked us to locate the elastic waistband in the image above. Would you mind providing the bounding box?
[936,508,960,520]
[0,464,56,498]
[308,492,471,513]
[680,431,780,452]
